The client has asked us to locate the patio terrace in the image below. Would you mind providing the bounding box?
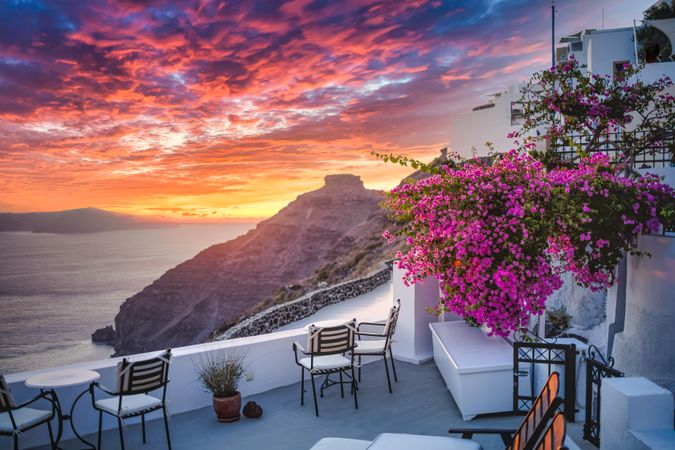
[29,359,592,450]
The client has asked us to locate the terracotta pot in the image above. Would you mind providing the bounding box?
[212,392,241,423]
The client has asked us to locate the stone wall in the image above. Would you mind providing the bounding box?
[218,263,392,340]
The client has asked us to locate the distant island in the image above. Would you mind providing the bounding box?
[0,207,173,234]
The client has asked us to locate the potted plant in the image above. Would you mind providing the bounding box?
[196,351,245,422]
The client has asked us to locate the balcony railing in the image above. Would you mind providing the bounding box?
[551,129,674,169]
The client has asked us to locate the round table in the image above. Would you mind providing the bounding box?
[26,369,100,450]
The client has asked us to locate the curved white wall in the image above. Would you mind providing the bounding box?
[612,235,675,394]
[6,328,321,448]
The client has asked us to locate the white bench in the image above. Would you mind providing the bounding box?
[429,321,513,420]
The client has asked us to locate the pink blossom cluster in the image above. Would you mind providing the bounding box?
[385,150,673,336]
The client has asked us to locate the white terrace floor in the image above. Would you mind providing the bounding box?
[33,359,592,450]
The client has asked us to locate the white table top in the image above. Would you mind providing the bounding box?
[26,368,100,389]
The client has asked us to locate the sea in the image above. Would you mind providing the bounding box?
[0,224,255,374]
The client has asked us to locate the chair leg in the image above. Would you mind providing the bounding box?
[389,347,398,382]
[384,353,393,393]
[310,374,319,417]
[141,414,146,444]
[351,365,358,410]
[98,410,103,450]
[300,367,305,406]
[47,419,55,449]
[358,355,362,382]
[117,417,125,450]
[163,406,172,450]
[339,370,344,398]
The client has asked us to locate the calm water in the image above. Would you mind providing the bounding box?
[0,224,254,374]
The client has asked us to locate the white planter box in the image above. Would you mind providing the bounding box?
[429,321,513,420]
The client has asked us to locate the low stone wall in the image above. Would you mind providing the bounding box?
[219,263,392,340]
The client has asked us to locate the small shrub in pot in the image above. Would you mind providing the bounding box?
[195,351,245,422]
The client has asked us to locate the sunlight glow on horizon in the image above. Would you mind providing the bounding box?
[0,0,653,220]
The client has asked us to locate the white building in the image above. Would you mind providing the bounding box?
[450,10,675,159]
[449,84,527,158]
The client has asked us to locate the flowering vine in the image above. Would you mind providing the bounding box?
[382,151,673,336]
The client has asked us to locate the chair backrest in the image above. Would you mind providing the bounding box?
[535,413,566,450]
[307,320,356,356]
[508,372,562,450]
[383,299,401,339]
[0,374,15,412]
[115,349,172,395]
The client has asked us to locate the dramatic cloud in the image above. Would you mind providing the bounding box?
[0,0,650,219]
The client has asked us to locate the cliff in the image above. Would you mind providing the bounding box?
[112,174,399,355]
[0,208,171,233]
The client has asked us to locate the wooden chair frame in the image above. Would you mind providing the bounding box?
[449,372,563,450]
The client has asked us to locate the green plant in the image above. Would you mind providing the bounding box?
[546,306,571,331]
[195,351,245,398]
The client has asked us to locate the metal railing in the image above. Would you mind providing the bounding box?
[583,345,624,447]
[551,130,674,168]
[513,334,578,422]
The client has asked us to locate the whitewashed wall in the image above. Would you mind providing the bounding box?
[611,234,675,394]
[5,327,360,449]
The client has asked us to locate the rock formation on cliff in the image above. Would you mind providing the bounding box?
[112,174,398,355]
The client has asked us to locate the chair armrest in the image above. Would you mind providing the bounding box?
[90,382,117,396]
[357,322,386,332]
[356,331,387,338]
[14,390,56,410]
[293,341,308,365]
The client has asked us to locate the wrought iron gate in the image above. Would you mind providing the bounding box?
[583,345,624,447]
[513,336,577,422]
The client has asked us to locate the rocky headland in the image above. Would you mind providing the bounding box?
[110,174,402,355]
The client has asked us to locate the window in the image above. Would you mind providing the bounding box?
[571,41,583,52]
[613,60,630,79]
[511,102,524,126]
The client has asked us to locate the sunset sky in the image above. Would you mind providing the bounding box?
[0,0,654,221]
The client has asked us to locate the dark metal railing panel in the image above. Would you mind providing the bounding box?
[551,130,674,169]
[583,345,624,447]
[513,339,577,422]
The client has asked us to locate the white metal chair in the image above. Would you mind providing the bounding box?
[354,299,400,393]
[0,374,56,450]
[293,319,358,416]
[89,349,172,450]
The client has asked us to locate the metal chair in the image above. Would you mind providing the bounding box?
[293,319,358,417]
[90,349,172,450]
[0,374,57,450]
[354,299,400,393]
[449,371,563,450]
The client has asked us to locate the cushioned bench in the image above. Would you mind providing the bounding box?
[429,321,513,420]
[311,434,482,449]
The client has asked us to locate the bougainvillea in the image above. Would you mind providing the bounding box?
[383,150,673,336]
